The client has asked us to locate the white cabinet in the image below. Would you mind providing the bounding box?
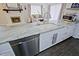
[56,25,75,43]
[0,50,15,56]
[0,42,15,56]
[56,24,75,43]
[39,24,75,52]
[39,27,69,52]
[66,25,75,37]
[56,27,67,43]
[40,31,52,52]
[39,31,58,52]
[73,23,79,38]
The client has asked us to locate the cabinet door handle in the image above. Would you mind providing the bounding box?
[52,33,58,44]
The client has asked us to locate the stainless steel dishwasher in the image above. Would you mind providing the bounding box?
[9,34,39,56]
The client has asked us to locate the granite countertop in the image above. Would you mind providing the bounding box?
[0,22,76,44]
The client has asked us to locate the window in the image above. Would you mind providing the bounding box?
[49,4,62,24]
[31,4,42,15]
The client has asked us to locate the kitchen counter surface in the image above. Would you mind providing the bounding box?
[0,21,76,44]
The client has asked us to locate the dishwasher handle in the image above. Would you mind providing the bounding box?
[10,38,35,47]
[52,33,58,44]
[19,37,39,44]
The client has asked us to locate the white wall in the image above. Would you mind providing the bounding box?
[0,3,31,33]
[0,3,31,25]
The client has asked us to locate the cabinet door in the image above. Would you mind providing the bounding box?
[73,23,79,38]
[50,30,58,45]
[39,31,52,52]
[0,42,15,56]
[67,25,75,37]
[0,50,15,56]
[56,27,67,43]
